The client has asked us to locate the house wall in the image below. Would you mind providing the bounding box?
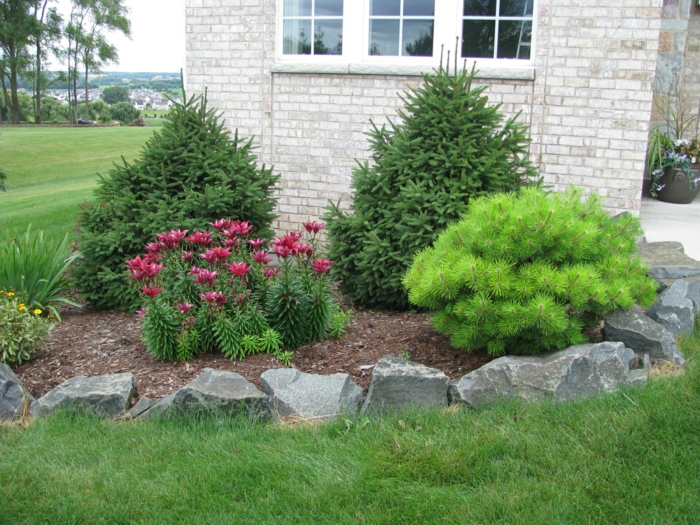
[185,0,661,233]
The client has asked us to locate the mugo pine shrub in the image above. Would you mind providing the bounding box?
[325,63,537,310]
[73,93,279,311]
[403,187,658,355]
[128,219,337,361]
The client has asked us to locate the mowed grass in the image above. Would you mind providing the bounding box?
[0,126,155,240]
[1,334,699,524]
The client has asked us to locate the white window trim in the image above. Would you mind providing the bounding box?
[273,0,536,79]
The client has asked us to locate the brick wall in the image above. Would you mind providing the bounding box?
[186,0,661,232]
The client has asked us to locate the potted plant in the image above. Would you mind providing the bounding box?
[645,79,700,204]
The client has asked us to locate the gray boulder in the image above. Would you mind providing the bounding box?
[685,279,700,314]
[360,356,450,416]
[146,368,272,420]
[260,369,363,420]
[645,280,695,337]
[30,373,136,418]
[603,307,685,365]
[637,241,700,279]
[127,397,156,418]
[0,364,34,421]
[449,342,647,408]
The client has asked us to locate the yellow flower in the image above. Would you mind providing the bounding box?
[33,309,42,315]
[7,292,15,297]
[19,304,26,311]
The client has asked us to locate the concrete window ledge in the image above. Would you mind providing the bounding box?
[271,61,536,80]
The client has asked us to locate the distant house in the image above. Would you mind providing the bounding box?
[151,99,172,111]
[185,0,699,232]
[132,99,148,111]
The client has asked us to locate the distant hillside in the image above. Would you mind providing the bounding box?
[17,72,181,93]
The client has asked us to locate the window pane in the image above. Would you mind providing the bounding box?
[499,0,533,17]
[369,19,400,55]
[403,19,433,56]
[371,0,401,16]
[314,19,343,55]
[284,0,312,17]
[461,19,495,58]
[404,0,434,16]
[497,20,531,59]
[315,0,343,16]
[283,19,312,54]
[463,0,496,17]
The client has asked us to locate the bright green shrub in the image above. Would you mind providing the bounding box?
[324,63,538,311]
[72,94,280,311]
[0,290,53,365]
[0,227,80,320]
[403,187,658,355]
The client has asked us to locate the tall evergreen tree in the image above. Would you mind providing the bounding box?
[0,0,36,124]
[325,63,538,311]
[73,93,280,311]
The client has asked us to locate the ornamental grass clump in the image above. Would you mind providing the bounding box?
[128,219,338,361]
[325,61,538,311]
[403,187,658,356]
[0,290,53,365]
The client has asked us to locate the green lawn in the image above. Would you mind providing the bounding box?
[1,333,698,524]
[0,126,155,241]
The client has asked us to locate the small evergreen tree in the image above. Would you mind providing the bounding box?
[404,187,658,355]
[325,63,538,311]
[73,93,280,311]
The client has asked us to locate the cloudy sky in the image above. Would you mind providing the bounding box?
[53,0,186,72]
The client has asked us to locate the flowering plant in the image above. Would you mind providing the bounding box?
[0,289,53,365]
[647,133,700,196]
[127,219,338,362]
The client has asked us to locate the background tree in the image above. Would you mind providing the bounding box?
[38,94,68,121]
[0,0,36,124]
[27,0,62,123]
[109,99,136,122]
[101,84,127,104]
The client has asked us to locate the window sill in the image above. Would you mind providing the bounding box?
[270,61,535,80]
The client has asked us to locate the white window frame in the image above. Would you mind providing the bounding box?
[274,0,536,78]
[461,0,535,61]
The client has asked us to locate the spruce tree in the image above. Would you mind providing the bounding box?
[325,63,537,311]
[73,93,280,311]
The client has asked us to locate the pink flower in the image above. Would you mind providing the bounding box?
[262,267,279,278]
[125,256,162,282]
[312,259,333,274]
[145,242,165,254]
[303,221,325,234]
[201,291,227,305]
[201,246,232,264]
[253,250,272,265]
[136,309,147,316]
[188,266,203,276]
[228,261,251,277]
[125,256,147,272]
[209,219,228,232]
[297,242,314,257]
[156,229,188,250]
[248,238,265,249]
[223,238,241,248]
[230,220,253,237]
[186,231,214,246]
[181,251,193,262]
[141,285,163,297]
[274,244,293,259]
[176,302,193,314]
[195,269,218,285]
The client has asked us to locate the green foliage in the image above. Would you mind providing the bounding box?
[72,94,280,311]
[325,63,537,311]
[39,97,70,122]
[266,277,312,348]
[328,304,353,339]
[404,187,658,355]
[101,86,130,105]
[109,101,139,123]
[141,298,179,360]
[0,290,53,365]
[0,167,6,192]
[0,227,80,320]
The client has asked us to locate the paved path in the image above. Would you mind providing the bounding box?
[641,197,700,260]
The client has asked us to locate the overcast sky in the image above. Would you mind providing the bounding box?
[53,0,186,73]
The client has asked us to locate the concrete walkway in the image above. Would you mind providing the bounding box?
[640,197,700,260]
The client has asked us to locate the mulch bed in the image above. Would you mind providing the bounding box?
[13,300,496,402]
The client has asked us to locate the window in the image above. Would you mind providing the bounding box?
[462,0,533,60]
[282,0,344,55]
[368,0,435,57]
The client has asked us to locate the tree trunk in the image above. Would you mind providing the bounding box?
[35,42,42,123]
[84,59,89,119]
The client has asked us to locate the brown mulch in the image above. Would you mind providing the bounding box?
[12,301,496,402]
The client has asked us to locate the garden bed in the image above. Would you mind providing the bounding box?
[12,299,496,401]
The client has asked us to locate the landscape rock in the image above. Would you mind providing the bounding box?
[449,342,646,408]
[30,373,136,418]
[0,364,34,421]
[127,397,156,418]
[260,369,363,420]
[360,356,450,415]
[645,280,695,337]
[603,307,685,365]
[146,368,272,420]
[637,241,700,280]
[684,279,700,313]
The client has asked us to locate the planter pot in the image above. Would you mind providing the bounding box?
[655,166,700,204]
